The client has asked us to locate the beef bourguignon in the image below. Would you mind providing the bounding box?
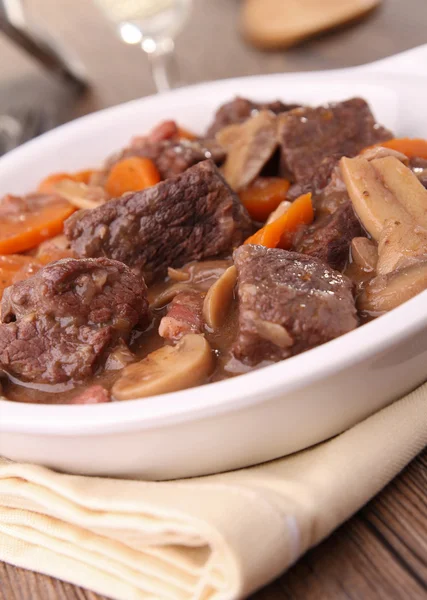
[1,96,427,404]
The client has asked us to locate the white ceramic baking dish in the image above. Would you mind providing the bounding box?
[1,45,427,480]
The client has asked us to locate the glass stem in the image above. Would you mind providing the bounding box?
[146,40,181,93]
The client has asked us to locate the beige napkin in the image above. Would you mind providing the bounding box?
[0,384,426,600]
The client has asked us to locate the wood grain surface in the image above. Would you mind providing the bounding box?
[1,0,427,598]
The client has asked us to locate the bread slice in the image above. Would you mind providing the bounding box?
[241,0,381,50]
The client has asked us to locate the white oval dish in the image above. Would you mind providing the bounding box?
[1,46,427,480]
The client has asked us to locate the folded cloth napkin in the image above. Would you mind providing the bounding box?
[0,384,426,600]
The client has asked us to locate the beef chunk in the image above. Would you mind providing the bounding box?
[232,245,357,365]
[0,258,149,384]
[65,160,252,285]
[295,201,363,271]
[294,163,363,271]
[410,156,427,189]
[159,290,205,341]
[418,173,427,190]
[313,164,350,215]
[409,157,427,169]
[280,98,392,198]
[108,137,225,181]
[206,97,300,137]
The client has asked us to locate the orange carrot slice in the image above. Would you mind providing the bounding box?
[0,254,42,298]
[73,169,97,185]
[38,172,72,193]
[245,192,313,249]
[38,169,98,193]
[239,177,290,221]
[379,138,427,159]
[105,157,161,198]
[0,194,75,254]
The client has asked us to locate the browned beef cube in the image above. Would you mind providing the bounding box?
[295,201,363,271]
[313,164,350,216]
[293,164,364,271]
[280,98,392,197]
[232,245,357,365]
[206,97,300,137]
[108,137,225,181]
[65,160,252,285]
[0,258,149,384]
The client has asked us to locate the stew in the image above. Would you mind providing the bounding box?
[1,96,427,404]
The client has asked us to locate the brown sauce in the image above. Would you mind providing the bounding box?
[2,260,241,404]
[0,243,381,404]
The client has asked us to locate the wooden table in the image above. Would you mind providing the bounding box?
[1,0,427,598]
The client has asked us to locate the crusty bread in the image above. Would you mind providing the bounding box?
[241,0,381,50]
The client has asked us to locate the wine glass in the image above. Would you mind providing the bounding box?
[94,0,193,92]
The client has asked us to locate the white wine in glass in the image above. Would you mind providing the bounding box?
[94,0,193,92]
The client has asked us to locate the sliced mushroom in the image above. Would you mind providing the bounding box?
[221,110,279,191]
[203,265,237,329]
[359,260,427,314]
[53,179,106,210]
[167,267,190,282]
[342,156,427,276]
[266,200,291,224]
[340,156,408,241]
[148,282,195,309]
[216,124,243,149]
[342,155,427,311]
[361,146,409,165]
[341,156,427,241]
[376,218,427,275]
[177,259,233,290]
[371,157,427,230]
[351,237,378,272]
[150,261,233,308]
[112,334,214,400]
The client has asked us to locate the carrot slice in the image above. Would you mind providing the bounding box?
[0,194,75,255]
[38,172,72,193]
[73,169,97,185]
[38,169,98,193]
[245,192,313,249]
[0,255,42,298]
[0,254,39,271]
[380,138,427,159]
[239,177,290,221]
[105,157,161,198]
